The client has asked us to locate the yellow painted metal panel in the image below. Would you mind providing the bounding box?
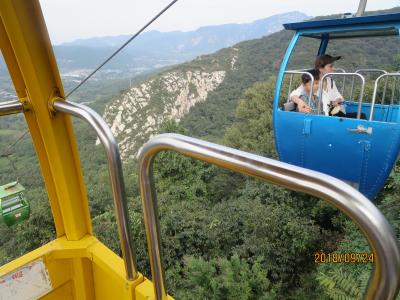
[135,279,157,300]
[89,238,143,299]
[0,0,91,239]
[0,236,154,299]
[135,279,175,300]
[71,258,95,300]
[40,281,74,300]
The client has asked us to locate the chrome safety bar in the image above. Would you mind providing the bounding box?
[0,100,24,116]
[350,69,387,101]
[291,68,316,72]
[334,68,347,95]
[291,68,346,73]
[390,71,400,105]
[369,73,400,121]
[138,133,400,300]
[318,72,365,119]
[287,68,346,96]
[284,71,314,105]
[52,99,138,281]
[355,69,387,75]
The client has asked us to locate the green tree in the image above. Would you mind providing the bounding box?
[171,255,276,300]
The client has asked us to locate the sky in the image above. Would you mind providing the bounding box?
[39,0,400,44]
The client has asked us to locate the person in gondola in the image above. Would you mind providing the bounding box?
[289,69,320,114]
[315,54,366,119]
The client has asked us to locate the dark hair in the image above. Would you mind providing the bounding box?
[301,69,319,84]
[314,54,341,70]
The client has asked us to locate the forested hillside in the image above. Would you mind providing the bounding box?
[1,7,400,300]
[103,7,400,158]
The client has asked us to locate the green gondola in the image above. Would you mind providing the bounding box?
[0,181,30,226]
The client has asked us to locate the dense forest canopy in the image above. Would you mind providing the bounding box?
[1,7,400,299]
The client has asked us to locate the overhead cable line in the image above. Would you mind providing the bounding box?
[0,130,29,182]
[0,130,29,158]
[1,0,179,158]
[66,0,179,98]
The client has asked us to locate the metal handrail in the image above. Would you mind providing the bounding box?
[390,71,400,105]
[350,69,387,102]
[284,71,314,105]
[138,133,400,300]
[355,69,387,76]
[334,68,347,95]
[391,76,397,105]
[52,99,138,281]
[369,73,400,121]
[0,100,24,116]
[318,72,365,118]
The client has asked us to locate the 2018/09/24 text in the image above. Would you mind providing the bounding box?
[314,252,374,264]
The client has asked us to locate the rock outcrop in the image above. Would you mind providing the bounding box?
[102,69,226,159]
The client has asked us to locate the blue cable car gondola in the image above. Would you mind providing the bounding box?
[274,13,400,200]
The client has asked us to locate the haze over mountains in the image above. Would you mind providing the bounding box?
[0,11,307,101]
[53,12,308,76]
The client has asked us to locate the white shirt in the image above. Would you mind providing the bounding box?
[320,77,345,116]
[289,85,319,114]
[290,77,344,116]
[290,85,308,100]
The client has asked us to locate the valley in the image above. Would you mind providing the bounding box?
[1,7,400,299]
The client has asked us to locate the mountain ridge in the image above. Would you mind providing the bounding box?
[60,12,308,47]
[53,12,308,74]
[102,7,400,160]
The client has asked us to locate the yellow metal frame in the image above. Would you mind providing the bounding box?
[0,1,170,299]
[0,235,162,300]
[1,0,89,240]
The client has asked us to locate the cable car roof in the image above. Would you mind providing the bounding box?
[283,13,400,39]
[0,181,25,198]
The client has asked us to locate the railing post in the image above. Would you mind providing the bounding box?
[318,72,365,117]
[335,68,347,96]
[351,69,387,103]
[51,98,138,281]
[0,100,24,116]
[369,73,400,121]
[138,133,400,300]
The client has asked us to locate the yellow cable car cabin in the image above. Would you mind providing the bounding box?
[0,1,400,300]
